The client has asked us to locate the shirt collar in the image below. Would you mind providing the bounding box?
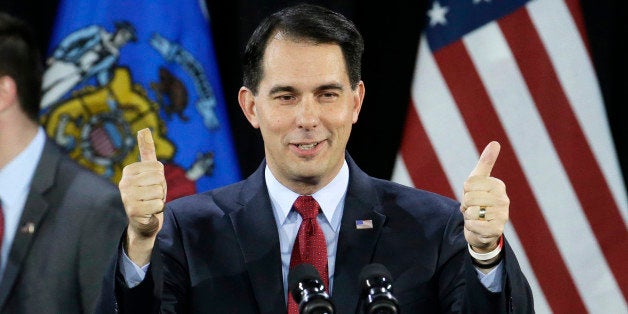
[265,160,349,231]
[0,127,46,207]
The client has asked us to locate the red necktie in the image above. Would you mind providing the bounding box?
[287,196,328,314]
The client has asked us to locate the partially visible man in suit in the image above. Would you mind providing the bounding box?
[0,12,127,313]
[102,3,533,313]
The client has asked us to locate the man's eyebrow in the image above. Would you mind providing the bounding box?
[268,85,297,95]
[315,83,344,92]
[268,83,344,95]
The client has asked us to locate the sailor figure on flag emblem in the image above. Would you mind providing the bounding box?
[41,21,138,110]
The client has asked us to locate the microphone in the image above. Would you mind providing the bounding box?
[288,263,335,314]
[359,263,399,314]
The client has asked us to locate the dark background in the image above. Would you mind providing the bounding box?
[1,0,626,189]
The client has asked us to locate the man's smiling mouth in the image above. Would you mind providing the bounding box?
[296,142,320,150]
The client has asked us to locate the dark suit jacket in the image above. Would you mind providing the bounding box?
[0,139,127,314]
[103,155,533,313]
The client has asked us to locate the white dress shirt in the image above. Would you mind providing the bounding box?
[265,161,348,300]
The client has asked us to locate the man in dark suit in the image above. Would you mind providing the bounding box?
[104,4,533,313]
[0,12,127,313]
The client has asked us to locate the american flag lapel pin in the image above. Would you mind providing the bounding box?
[355,219,373,229]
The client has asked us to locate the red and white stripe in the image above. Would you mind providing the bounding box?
[392,0,628,312]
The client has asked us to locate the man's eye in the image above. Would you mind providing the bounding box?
[274,95,294,101]
[320,92,339,100]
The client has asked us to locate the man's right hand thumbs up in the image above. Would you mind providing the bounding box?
[138,127,158,162]
[119,128,167,266]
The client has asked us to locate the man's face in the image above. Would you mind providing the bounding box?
[239,34,364,194]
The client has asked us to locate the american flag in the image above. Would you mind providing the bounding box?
[391,0,628,312]
[355,219,374,229]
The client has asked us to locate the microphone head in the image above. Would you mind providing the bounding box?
[289,263,322,295]
[359,263,399,314]
[288,263,335,313]
[359,263,393,292]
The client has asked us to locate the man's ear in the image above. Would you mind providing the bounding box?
[0,76,18,111]
[238,86,260,129]
[351,80,365,124]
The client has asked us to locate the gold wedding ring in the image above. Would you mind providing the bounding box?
[478,207,486,220]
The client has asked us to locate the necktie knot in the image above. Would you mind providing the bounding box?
[293,195,320,219]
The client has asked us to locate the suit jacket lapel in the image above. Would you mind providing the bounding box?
[0,140,58,308]
[228,162,285,314]
[332,155,386,314]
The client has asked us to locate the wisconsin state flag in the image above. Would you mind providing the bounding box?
[41,0,240,200]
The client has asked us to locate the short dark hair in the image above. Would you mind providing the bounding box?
[0,12,43,122]
[242,3,364,94]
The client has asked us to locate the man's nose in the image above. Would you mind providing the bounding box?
[296,96,319,129]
